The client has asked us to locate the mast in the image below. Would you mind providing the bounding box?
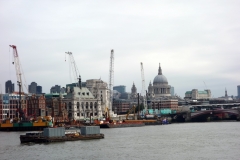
[108,50,114,113]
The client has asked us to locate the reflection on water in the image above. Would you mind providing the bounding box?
[0,122,240,160]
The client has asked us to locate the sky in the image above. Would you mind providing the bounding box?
[0,0,240,98]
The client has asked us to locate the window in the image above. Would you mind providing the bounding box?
[90,102,93,109]
[77,113,80,116]
[86,102,88,109]
[77,102,80,109]
[81,102,84,109]
[94,102,97,109]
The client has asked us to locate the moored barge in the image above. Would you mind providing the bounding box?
[99,121,145,128]
[20,126,104,143]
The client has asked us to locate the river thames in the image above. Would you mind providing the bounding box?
[0,122,240,160]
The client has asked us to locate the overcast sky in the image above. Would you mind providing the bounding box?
[0,0,240,98]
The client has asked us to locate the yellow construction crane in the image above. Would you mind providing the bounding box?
[126,105,136,120]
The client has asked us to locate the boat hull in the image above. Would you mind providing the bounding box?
[20,134,104,143]
[99,122,145,128]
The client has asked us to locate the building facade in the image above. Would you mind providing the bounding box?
[151,99,178,111]
[50,85,61,93]
[63,84,102,120]
[113,85,126,94]
[27,94,46,117]
[145,64,179,111]
[147,64,171,98]
[45,93,68,122]
[28,82,42,94]
[185,89,211,100]
[5,80,14,93]
[36,86,42,94]
[130,82,138,99]
[85,79,109,113]
[0,92,27,121]
[113,99,135,115]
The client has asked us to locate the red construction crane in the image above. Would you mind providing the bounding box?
[9,45,28,120]
[9,45,28,93]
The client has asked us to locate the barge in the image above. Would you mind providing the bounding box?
[0,116,53,131]
[20,126,104,143]
[99,121,145,128]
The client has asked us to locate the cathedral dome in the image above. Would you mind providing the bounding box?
[153,63,168,84]
[153,75,168,84]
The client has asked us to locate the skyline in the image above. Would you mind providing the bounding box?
[1,1,240,98]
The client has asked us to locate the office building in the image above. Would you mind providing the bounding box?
[5,80,14,93]
[50,85,61,93]
[113,85,126,94]
[36,86,42,94]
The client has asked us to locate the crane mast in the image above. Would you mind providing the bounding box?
[108,50,114,113]
[9,45,24,92]
[140,62,147,110]
[65,52,80,86]
[9,45,27,120]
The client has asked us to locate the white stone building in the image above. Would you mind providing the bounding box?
[185,89,211,100]
[147,64,171,98]
[63,84,102,120]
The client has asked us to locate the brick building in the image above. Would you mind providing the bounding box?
[0,92,27,121]
[26,94,46,118]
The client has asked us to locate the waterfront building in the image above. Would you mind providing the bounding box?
[146,64,179,111]
[113,99,136,115]
[26,94,46,117]
[113,85,126,94]
[151,99,178,111]
[45,93,68,122]
[5,80,14,93]
[85,79,109,113]
[147,64,171,98]
[63,84,102,120]
[184,89,211,100]
[0,92,27,121]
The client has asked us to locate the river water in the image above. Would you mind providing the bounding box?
[0,122,240,160]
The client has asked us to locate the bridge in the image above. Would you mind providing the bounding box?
[174,103,240,122]
[191,109,239,119]
[189,103,240,109]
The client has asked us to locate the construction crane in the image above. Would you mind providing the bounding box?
[126,105,136,120]
[9,45,27,120]
[65,52,81,87]
[9,45,28,93]
[203,81,208,90]
[140,62,147,111]
[108,50,114,114]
